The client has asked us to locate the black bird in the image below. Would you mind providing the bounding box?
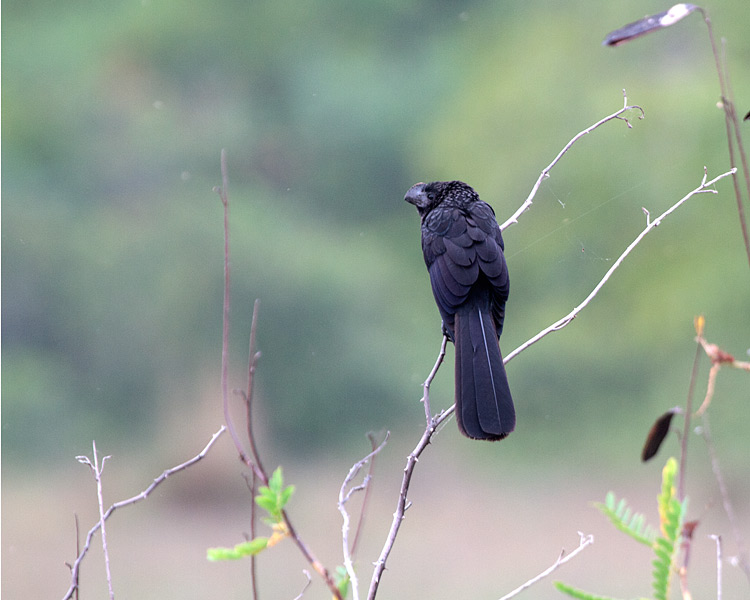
[405,181,515,440]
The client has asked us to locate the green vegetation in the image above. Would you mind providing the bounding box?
[3,0,748,469]
[555,457,688,600]
[207,466,294,561]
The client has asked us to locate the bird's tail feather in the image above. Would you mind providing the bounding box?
[454,306,515,440]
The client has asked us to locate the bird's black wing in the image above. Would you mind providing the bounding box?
[421,201,508,336]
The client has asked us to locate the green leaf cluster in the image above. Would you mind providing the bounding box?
[556,457,687,600]
[207,467,294,562]
[652,458,685,600]
[256,467,296,524]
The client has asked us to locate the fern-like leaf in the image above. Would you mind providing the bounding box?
[594,491,656,547]
[553,581,628,600]
[651,457,686,600]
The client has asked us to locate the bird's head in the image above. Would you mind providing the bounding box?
[404,180,477,216]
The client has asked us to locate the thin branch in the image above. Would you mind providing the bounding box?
[367,348,455,600]
[76,442,114,600]
[339,433,390,600]
[351,432,379,558]
[421,335,448,424]
[700,413,750,583]
[500,91,644,230]
[62,426,226,600]
[293,570,313,600]
[369,168,735,599]
[242,471,260,600]
[245,298,265,478]
[497,532,595,600]
[709,535,723,600]
[698,9,750,268]
[280,509,343,599]
[213,153,342,600]
[503,167,736,364]
[678,341,702,503]
[215,149,252,468]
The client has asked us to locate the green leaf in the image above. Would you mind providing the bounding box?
[651,457,686,600]
[207,536,269,561]
[269,466,283,493]
[594,494,656,547]
[334,565,351,598]
[553,581,625,600]
[254,466,296,523]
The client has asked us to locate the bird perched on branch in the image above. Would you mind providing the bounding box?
[405,181,515,440]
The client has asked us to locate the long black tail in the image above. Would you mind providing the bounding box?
[454,304,515,440]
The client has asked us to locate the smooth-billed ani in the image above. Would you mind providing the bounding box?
[405,181,515,441]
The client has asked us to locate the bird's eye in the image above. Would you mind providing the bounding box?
[427,193,435,201]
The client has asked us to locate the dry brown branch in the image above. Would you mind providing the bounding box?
[215,151,343,600]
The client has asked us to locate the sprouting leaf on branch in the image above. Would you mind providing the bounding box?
[603,3,699,46]
[207,466,295,562]
[207,537,269,561]
[256,466,296,524]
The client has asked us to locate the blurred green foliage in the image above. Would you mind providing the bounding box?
[3,0,748,466]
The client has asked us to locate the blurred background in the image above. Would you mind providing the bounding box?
[2,0,748,598]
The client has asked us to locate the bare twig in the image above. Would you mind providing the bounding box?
[244,298,265,478]
[504,168,736,364]
[339,433,390,600]
[242,471,260,600]
[710,534,723,600]
[214,149,256,471]
[498,532,595,600]
[293,570,313,600]
[76,442,114,600]
[367,354,454,600]
[421,335,448,424]
[62,426,226,600]
[678,340,702,503]
[700,413,750,583]
[351,433,379,557]
[697,8,750,269]
[214,153,342,600]
[500,91,644,230]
